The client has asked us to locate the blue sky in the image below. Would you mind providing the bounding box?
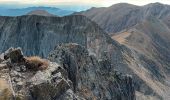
[0,0,170,11]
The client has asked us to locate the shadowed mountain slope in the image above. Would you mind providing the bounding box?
[0,15,117,58]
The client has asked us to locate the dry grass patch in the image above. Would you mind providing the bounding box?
[0,79,13,100]
[25,56,49,71]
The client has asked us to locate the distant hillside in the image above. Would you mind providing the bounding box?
[0,7,74,16]
[27,10,55,16]
[112,14,170,100]
[75,3,170,34]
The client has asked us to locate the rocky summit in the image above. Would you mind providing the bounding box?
[0,45,135,100]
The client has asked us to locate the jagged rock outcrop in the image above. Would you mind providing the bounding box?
[0,47,79,100]
[0,46,135,100]
[48,43,135,100]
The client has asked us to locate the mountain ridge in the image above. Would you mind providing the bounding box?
[112,14,170,99]
[27,10,55,16]
[0,7,74,16]
[75,2,170,34]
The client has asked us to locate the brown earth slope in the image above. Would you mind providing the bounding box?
[75,3,170,34]
[112,16,170,99]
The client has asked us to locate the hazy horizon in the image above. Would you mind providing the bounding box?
[0,0,170,11]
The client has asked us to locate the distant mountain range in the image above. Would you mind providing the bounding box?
[75,3,170,34]
[27,10,55,16]
[0,7,74,16]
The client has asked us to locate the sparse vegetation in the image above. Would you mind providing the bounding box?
[15,94,25,100]
[25,56,49,71]
[0,88,13,100]
[0,79,13,100]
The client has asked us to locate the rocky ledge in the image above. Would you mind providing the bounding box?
[0,43,135,100]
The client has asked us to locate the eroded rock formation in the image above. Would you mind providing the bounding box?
[0,46,135,100]
[49,43,135,99]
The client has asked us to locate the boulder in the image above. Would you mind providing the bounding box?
[30,79,70,100]
[4,47,24,63]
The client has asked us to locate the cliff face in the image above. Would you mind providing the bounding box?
[0,15,122,77]
[0,15,111,57]
[0,46,135,100]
